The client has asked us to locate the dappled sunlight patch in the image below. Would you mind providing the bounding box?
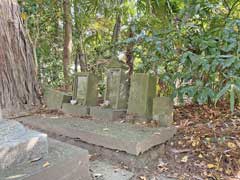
[6,174,26,179]
[26,137,39,151]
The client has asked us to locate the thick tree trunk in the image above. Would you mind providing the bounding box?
[0,0,40,115]
[63,0,73,84]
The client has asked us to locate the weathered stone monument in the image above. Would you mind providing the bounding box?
[127,73,157,120]
[44,88,72,109]
[104,60,129,109]
[152,97,174,127]
[73,72,98,106]
[90,60,129,121]
[62,72,98,116]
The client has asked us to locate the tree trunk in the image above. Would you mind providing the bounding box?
[0,0,41,115]
[73,0,87,73]
[126,26,134,78]
[63,0,73,84]
[111,0,123,55]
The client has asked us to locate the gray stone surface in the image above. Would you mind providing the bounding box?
[90,107,126,121]
[0,139,91,180]
[20,116,176,155]
[127,73,157,120]
[44,88,72,109]
[152,97,173,127]
[0,120,48,170]
[62,103,90,116]
[73,72,98,106]
[0,120,26,141]
[91,160,134,180]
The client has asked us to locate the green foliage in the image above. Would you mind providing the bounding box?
[20,0,240,111]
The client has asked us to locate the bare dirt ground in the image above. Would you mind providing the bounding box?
[156,103,240,180]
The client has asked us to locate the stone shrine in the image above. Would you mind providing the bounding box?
[104,60,129,109]
[127,73,157,120]
[90,60,129,121]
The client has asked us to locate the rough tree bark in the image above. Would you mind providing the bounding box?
[126,26,134,78]
[111,0,123,44]
[0,0,40,115]
[111,0,123,58]
[63,0,73,83]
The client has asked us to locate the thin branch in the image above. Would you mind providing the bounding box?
[226,0,240,18]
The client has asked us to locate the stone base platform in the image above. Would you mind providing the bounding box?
[62,103,90,116]
[20,116,176,170]
[0,120,48,170]
[90,106,126,121]
[0,139,90,180]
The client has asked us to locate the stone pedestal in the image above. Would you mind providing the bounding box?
[62,103,90,116]
[0,120,48,170]
[127,73,157,120]
[73,73,98,106]
[90,106,126,121]
[152,97,173,127]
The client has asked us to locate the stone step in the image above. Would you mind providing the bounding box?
[20,116,176,156]
[0,138,91,180]
[91,160,134,180]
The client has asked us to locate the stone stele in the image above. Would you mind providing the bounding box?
[73,72,98,106]
[44,88,72,109]
[152,97,174,127]
[127,73,157,120]
[0,120,48,170]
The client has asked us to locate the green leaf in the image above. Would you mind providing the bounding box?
[215,83,231,104]
[230,85,235,113]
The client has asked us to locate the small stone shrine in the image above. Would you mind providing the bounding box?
[90,60,129,121]
[104,60,129,109]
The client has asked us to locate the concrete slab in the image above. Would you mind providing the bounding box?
[20,116,176,155]
[62,103,90,116]
[0,120,48,170]
[91,160,134,180]
[90,107,126,121]
[0,139,91,180]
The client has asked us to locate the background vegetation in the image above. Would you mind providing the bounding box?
[19,0,240,111]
